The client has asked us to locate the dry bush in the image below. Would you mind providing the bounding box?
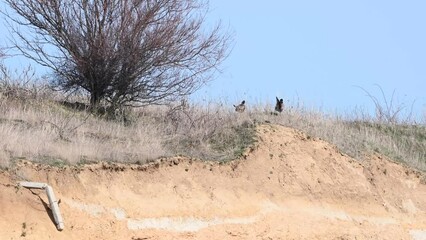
[0,65,53,101]
[356,85,418,124]
[3,0,231,110]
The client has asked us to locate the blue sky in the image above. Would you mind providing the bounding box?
[1,1,425,118]
[196,0,426,117]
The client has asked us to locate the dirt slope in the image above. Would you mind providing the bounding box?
[1,124,425,240]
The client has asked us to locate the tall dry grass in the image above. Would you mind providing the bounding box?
[0,90,258,168]
[0,70,424,171]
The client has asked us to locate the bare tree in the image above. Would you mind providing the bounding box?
[2,0,231,111]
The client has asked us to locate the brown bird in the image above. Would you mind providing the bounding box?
[233,100,246,113]
[275,97,284,113]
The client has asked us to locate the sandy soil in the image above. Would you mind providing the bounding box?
[1,124,425,239]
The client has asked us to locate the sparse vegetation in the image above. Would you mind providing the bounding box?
[21,222,26,237]
[0,61,424,171]
[0,83,424,171]
[0,76,259,166]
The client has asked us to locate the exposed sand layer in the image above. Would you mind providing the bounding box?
[1,124,425,239]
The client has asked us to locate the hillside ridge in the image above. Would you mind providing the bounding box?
[0,124,425,239]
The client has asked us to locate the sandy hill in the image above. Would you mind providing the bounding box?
[0,124,425,240]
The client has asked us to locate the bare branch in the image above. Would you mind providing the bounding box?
[355,85,415,124]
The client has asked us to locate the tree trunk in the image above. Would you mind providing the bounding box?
[90,91,101,112]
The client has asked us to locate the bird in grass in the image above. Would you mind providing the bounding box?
[233,100,246,113]
[275,97,284,113]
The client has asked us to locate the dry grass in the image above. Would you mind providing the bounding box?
[0,93,258,168]
[259,108,426,171]
[0,97,166,167]
[0,81,424,171]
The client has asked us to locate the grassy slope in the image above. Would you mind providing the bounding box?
[0,92,424,171]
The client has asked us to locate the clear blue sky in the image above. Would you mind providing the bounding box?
[1,1,425,118]
[197,0,426,118]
